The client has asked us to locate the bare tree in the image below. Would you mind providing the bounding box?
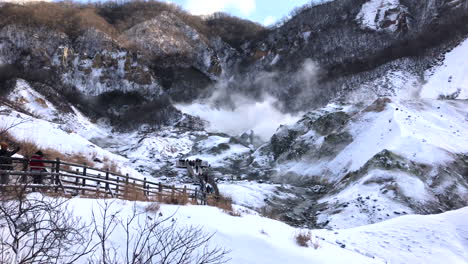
[0,185,96,264]
[0,118,31,139]
[90,201,230,264]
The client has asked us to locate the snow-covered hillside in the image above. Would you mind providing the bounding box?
[356,0,410,33]
[421,37,468,100]
[65,198,467,264]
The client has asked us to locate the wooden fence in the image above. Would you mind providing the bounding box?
[0,157,205,204]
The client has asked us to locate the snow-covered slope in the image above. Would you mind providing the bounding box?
[252,96,468,228]
[66,198,468,264]
[0,79,145,177]
[421,37,468,100]
[319,206,468,264]
[356,0,410,33]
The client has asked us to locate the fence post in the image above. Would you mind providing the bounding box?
[133,180,137,200]
[21,158,28,184]
[116,177,120,197]
[54,158,60,192]
[125,174,129,199]
[105,169,110,196]
[171,185,175,202]
[97,174,101,197]
[158,183,162,201]
[75,169,79,184]
[143,177,147,197]
[82,163,87,195]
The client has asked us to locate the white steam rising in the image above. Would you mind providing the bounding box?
[176,95,302,141]
[175,59,321,141]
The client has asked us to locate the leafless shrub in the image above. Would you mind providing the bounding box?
[295,230,312,247]
[0,2,116,38]
[0,119,31,143]
[90,200,230,264]
[205,12,266,50]
[0,184,96,263]
[0,129,15,148]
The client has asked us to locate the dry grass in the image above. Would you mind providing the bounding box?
[17,139,40,158]
[144,202,161,214]
[42,147,64,160]
[122,182,148,201]
[295,230,312,248]
[160,191,190,205]
[69,153,95,167]
[35,98,48,108]
[364,97,392,113]
[0,129,15,144]
[207,195,241,216]
[103,160,120,175]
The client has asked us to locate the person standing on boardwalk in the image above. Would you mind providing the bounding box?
[30,151,46,184]
[0,142,20,185]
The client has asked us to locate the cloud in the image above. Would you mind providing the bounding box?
[263,16,276,26]
[185,0,256,16]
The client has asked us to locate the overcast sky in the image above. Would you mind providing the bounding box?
[166,0,313,26]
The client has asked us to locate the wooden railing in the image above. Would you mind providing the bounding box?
[0,157,205,204]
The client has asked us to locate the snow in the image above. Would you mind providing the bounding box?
[0,80,143,178]
[270,54,280,65]
[356,0,406,32]
[63,198,468,264]
[218,181,279,208]
[316,168,436,228]
[319,206,468,264]
[421,38,468,100]
[302,31,311,42]
[283,99,468,180]
[66,198,382,264]
[7,79,59,119]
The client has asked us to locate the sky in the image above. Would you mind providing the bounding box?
[166,0,313,26]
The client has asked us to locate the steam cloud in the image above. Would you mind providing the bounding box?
[175,59,322,141]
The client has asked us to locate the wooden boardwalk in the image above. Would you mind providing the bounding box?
[0,157,207,204]
[176,159,220,202]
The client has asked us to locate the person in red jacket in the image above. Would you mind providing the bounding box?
[30,151,46,184]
